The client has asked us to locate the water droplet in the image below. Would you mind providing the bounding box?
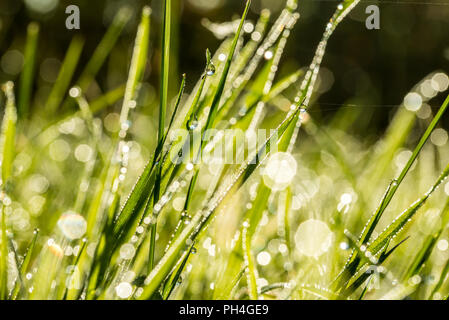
[264,51,273,60]
[256,251,271,266]
[69,86,81,98]
[191,247,197,254]
[187,116,199,130]
[294,219,333,257]
[403,92,422,112]
[339,242,349,250]
[206,62,216,76]
[263,152,297,191]
[128,100,137,109]
[120,243,136,260]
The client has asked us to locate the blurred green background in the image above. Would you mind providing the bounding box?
[1,0,449,134]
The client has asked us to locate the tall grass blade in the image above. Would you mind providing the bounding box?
[0,82,17,184]
[77,8,131,91]
[10,229,39,300]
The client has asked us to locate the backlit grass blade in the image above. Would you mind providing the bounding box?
[120,7,151,125]
[403,198,449,286]
[373,93,449,220]
[228,8,271,82]
[0,83,16,300]
[225,23,297,126]
[203,0,252,131]
[110,6,152,237]
[339,164,449,295]
[158,0,171,144]
[0,206,6,300]
[89,85,126,113]
[368,162,449,259]
[181,5,293,218]
[162,74,186,148]
[152,0,172,271]
[285,0,361,153]
[156,50,213,192]
[18,23,39,118]
[336,94,449,286]
[343,237,408,297]
[84,8,152,294]
[217,2,299,119]
[62,238,87,300]
[149,73,186,272]
[112,162,157,240]
[214,182,271,299]
[431,257,449,299]
[161,243,193,299]
[242,221,258,300]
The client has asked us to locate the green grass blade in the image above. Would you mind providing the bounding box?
[161,243,193,300]
[111,6,152,236]
[152,0,172,271]
[214,183,271,299]
[203,0,252,131]
[375,93,449,217]
[368,162,449,257]
[0,83,16,300]
[162,74,186,148]
[77,7,131,91]
[218,3,299,121]
[343,237,408,297]
[149,72,188,272]
[120,7,151,125]
[242,221,258,300]
[431,258,449,299]
[141,0,252,283]
[89,85,126,113]
[158,0,171,143]
[0,206,7,300]
[378,93,449,215]
[0,82,17,184]
[10,229,39,300]
[336,94,449,286]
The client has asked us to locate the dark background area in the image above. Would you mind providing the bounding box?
[1,0,449,134]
